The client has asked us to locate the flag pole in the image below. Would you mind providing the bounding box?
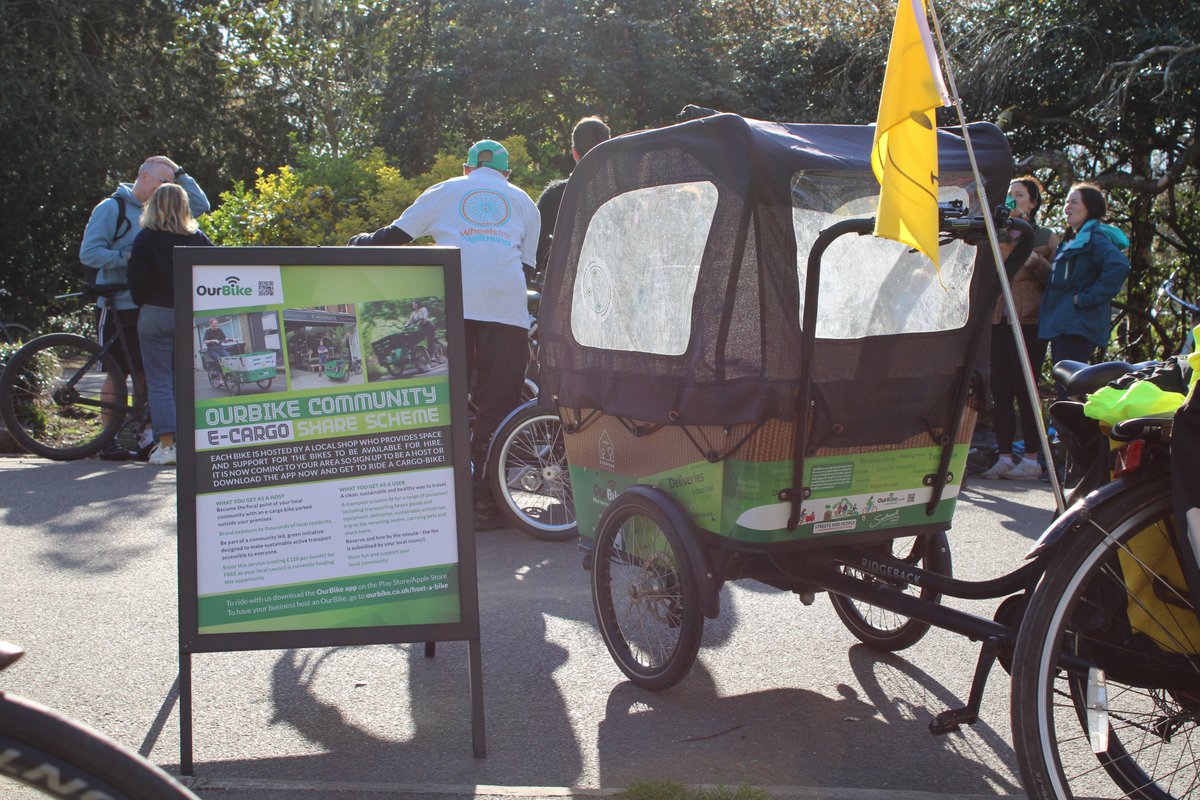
[925,1,1066,513]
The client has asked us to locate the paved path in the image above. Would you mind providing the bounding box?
[0,454,1049,798]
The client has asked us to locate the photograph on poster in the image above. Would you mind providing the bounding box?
[359,297,449,384]
[193,312,286,400]
[282,306,367,390]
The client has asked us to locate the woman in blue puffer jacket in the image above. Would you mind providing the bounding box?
[1040,182,1131,397]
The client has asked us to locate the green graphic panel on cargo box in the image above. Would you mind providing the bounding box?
[724,445,968,543]
[571,444,966,545]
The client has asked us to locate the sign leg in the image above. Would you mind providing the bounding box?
[179,651,194,775]
[468,638,486,758]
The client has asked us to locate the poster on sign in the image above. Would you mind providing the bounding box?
[174,246,483,766]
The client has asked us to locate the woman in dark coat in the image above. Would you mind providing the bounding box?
[128,182,213,466]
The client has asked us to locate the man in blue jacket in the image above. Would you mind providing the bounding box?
[80,155,209,459]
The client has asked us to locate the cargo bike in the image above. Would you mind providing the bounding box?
[537,115,1200,800]
[205,350,277,395]
[371,327,433,378]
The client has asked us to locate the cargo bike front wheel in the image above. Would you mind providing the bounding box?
[829,532,953,651]
[592,489,704,690]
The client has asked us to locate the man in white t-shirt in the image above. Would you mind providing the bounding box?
[350,140,539,528]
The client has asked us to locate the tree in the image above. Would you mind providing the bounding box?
[0,0,293,323]
[176,0,398,158]
[951,0,1200,350]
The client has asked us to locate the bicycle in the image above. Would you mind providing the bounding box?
[1103,269,1199,363]
[476,287,578,541]
[0,641,200,798]
[485,399,577,541]
[1,320,34,345]
[0,283,150,460]
[535,117,1198,800]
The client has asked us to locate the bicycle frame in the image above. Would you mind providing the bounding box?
[76,299,146,418]
[778,217,1198,735]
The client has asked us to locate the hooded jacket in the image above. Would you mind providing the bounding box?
[79,175,209,310]
[1038,219,1131,347]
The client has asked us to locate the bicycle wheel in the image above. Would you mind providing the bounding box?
[1011,479,1199,800]
[829,531,953,651]
[487,404,576,541]
[1,321,34,344]
[256,378,273,390]
[591,489,703,690]
[226,372,241,395]
[1100,301,1173,364]
[206,364,222,389]
[0,333,127,460]
[412,346,431,374]
[0,691,199,798]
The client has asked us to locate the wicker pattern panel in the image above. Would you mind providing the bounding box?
[561,394,978,477]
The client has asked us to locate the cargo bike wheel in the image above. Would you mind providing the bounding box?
[1010,479,1199,800]
[591,488,703,690]
[829,532,952,651]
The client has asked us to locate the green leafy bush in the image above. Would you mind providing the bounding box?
[204,137,556,248]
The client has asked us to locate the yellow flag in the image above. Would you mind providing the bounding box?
[871,0,951,267]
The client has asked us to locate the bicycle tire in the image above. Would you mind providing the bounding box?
[0,333,127,460]
[0,691,199,799]
[1100,300,1173,364]
[487,403,577,541]
[412,345,431,374]
[829,531,952,651]
[591,489,703,690]
[1,321,34,344]
[1010,478,1199,800]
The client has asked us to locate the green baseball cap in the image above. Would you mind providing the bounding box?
[465,140,510,171]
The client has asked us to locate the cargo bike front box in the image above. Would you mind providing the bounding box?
[217,351,277,393]
[537,114,1013,688]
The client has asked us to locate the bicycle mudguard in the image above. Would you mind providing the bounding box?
[1026,464,1170,560]
[621,484,722,620]
[483,398,543,466]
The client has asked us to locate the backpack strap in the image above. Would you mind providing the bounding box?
[111,195,131,242]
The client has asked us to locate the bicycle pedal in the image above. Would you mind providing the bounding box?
[98,443,135,461]
[929,707,977,735]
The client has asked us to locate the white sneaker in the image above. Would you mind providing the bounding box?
[148,443,177,466]
[979,457,1014,479]
[138,428,155,449]
[1004,459,1042,480]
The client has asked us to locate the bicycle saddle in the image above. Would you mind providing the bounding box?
[1053,360,1134,398]
[84,282,129,299]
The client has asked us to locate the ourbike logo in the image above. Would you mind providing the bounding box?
[197,276,253,297]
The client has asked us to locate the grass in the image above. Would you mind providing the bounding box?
[618,780,771,800]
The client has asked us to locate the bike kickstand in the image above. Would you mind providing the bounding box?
[929,636,1001,735]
